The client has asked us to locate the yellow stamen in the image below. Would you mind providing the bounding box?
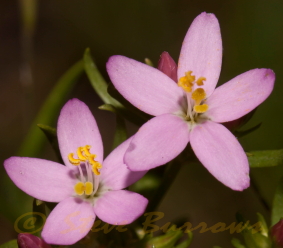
[82,145,92,157]
[191,88,206,105]
[196,77,206,86]
[74,182,85,195]
[85,182,93,195]
[178,71,195,92]
[68,153,80,166]
[194,104,209,113]
[88,154,102,175]
[77,147,87,161]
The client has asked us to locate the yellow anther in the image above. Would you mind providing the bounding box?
[178,71,196,92]
[178,77,193,92]
[194,104,209,113]
[191,88,207,105]
[196,77,206,86]
[85,182,93,195]
[77,147,87,161]
[74,182,85,195]
[82,145,92,157]
[92,162,102,175]
[185,71,196,82]
[68,153,81,166]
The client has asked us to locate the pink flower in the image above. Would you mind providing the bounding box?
[106,12,275,191]
[4,99,148,245]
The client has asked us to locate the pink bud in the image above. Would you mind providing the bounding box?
[271,219,283,247]
[157,51,178,82]
[17,234,52,248]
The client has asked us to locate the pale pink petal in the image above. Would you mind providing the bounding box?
[4,157,75,202]
[101,137,147,190]
[107,55,185,116]
[57,99,103,167]
[190,121,249,191]
[42,197,95,245]
[178,12,222,97]
[94,190,147,225]
[206,69,275,123]
[125,114,190,171]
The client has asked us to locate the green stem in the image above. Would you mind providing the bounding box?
[145,158,183,213]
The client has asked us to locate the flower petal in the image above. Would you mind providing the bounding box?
[178,12,222,97]
[101,137,147,190]
[4,157,75,202]
[125,114,190,171]
[94,190,147,225]
[57,99,103,167]
[107,55,185,116]
[190,121,249,191]
[206,69,275,123]
[42,197,95,245]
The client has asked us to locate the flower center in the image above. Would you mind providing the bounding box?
[178,71,209,122]
[68,145,102,197]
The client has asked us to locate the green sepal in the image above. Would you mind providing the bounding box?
[0,240,17,248]
[32,198,46,236]
[256,213,268,237]
[236,213,271,248]
[18,60,84,157]
[137,226,184,248]
[247,149,283,167]
[272,176,283,225]
[37,124,62,163]
[113,115,127,149]
[234,123,261,138]
[231,238,246,248]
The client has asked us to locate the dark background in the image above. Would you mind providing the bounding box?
[0,0,283,247]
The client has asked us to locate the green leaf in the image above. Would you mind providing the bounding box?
[84,49,148,126]
[234,123,261,138]
[0,240,17,248]
[175,232,192,248]
[31,198,46,236]
[18,60,84,157]
[84,48,121,106]
[112,115,127,149]
[98,104,117,113]
[272,176,283,225]
[107,83,150,125]
[37,124,62,163]
[248,149,283,167]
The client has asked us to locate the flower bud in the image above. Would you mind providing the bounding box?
[17,234,51,248]
[271,219,283,247]
[157,52,177,82]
